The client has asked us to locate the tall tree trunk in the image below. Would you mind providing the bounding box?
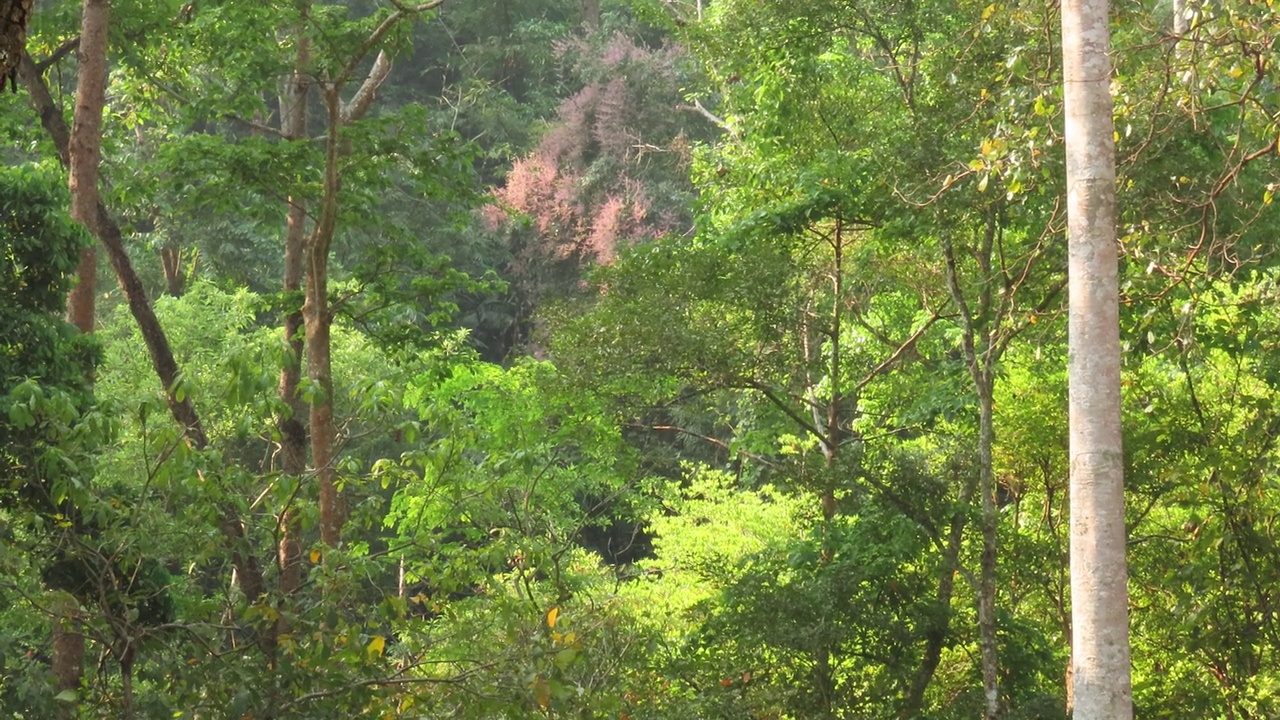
[975,377,1000,720]
[65,0,108,331]
[811,216,845,713]
[66,248,96,329]
[942,224,1003,720]
[298,17,414,547]
[50,592,83,716]
[277,1,311,593]
[307,86,345,547]
[1061,0,1133,714]
[53,0,111,701]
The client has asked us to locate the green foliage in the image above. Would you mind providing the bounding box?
[0,164,101,508]
[6,0,1280,716]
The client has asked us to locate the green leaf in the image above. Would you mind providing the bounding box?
[54,690,78,703]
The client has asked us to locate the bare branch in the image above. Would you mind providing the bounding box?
[341,50,391,124]
[678,98,736,137]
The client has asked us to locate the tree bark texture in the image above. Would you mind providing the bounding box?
[307,86,345,547]
[64,0,108,332]
[0,0,33,89]
[66,247,97,330]
[1061,0,1134,714]
[51,592,83,717]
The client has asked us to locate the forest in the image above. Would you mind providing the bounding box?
[1,0,1278,717]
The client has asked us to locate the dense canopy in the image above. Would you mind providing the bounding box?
[1,0,1278,718]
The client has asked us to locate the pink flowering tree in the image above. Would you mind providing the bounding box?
[488,32,708,309]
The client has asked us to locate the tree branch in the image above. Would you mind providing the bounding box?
[338,0,444,86]
[678,98,736,137]
[340,49,391,124]
[35,36,81,72]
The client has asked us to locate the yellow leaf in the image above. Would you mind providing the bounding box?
[546,606,560,629]
[366,635,386,657]
[309,549,322,563]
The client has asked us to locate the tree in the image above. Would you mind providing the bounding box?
[1061,0,1133,715]
[0,0,32,90]
[0,163,99,717]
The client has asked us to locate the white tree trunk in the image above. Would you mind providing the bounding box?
[1172,0,1188,36]
[1061,0,1133,716]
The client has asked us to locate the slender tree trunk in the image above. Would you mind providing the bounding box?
[811,217,845,713]
[307,86,345,547]
[1172,0,1188,35]
[975,377,1000,720]
[291,0,438,550]
[51,592,83,716]
[65,0,108,332]
[53,0,112,700]
[277,3,311,592]
[1061,0,1133,714]
[941,226,1003,720]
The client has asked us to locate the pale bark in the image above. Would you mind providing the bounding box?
[1061,0,1134,715]
[975,382,999,720]
[1172,0,1188,36]
[811,217,845,712]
